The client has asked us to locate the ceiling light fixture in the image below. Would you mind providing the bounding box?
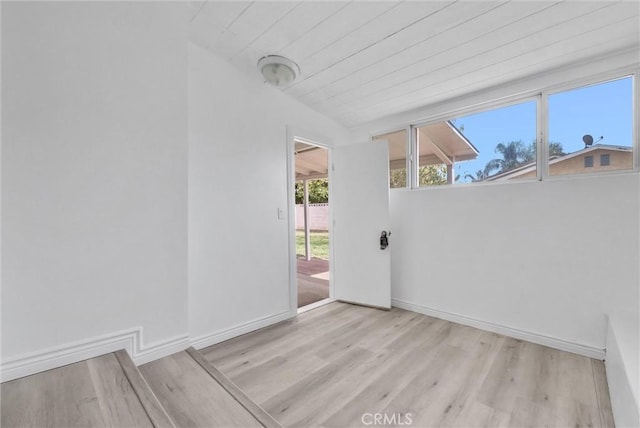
[257,55,300,87]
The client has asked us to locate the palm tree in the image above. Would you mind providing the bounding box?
[481,140,566,179]
[465,162,501,182]
[484,140,534,175]
[465,169,488,182]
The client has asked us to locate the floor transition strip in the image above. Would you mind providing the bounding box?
[186,346,283,428]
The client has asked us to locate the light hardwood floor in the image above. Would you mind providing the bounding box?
[200,302,615,428]
[139,350,264,428]
[1,353,154,428]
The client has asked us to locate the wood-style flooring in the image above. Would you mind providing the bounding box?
[1,349,269,428]
[200,302,615,428]
[139,350,263,428]
[1,353,155,428]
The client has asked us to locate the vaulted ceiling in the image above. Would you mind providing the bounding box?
[189,1,640,129]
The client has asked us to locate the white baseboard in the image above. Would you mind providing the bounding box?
[190,310,293,350]
[392,298,605,360]
[2,309,294,383]
[132,335,191,366]
[4,302,604,382]
[1,328,189,383]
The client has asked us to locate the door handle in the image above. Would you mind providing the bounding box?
[380,230,391,250]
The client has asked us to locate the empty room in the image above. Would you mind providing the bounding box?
[1,1,639,427]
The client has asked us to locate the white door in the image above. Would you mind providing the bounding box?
[331,140,391,309]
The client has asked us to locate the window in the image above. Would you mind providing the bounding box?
[415,101,537,186]
[413,123,450,187]
[372,73,636,187]
[584,156,594,168]
[548,76,633,176]
[373,129,407,189]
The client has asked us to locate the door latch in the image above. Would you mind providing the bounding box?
[380,230,391,250]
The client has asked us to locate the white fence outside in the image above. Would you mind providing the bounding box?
[295,203,329,231]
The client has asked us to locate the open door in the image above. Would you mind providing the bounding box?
[331,140,391,309]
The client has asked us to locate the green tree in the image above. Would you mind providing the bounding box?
[295,179,328,203]
[389,165,448,188]
[390,169,407,188]
[483,140,565,178]
[484,140,533,175]
[465,168,492,182]
[549,141,565,157]
[419,165,447,186]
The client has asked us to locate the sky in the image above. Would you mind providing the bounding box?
[451,76,633,182]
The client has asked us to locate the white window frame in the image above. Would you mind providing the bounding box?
[542,73,638,181]
[373,127,412,190]
[411,96,542,187]
[375,68,639,189]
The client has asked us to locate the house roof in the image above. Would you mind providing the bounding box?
[485,144,632,181]
[417,121,479,167]
[296,120,479,180]
[375,121,478,171]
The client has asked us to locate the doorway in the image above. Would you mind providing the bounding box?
[293,140,331,310]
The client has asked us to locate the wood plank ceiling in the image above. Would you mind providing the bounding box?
[189,1,640,129]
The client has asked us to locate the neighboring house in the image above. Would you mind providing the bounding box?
[485,144,633,181]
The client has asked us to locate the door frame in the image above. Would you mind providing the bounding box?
[286,126,335,317]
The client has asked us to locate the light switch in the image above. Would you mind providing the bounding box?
[278,208,285,220]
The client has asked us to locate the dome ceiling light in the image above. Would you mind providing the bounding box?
[257,55,300,87]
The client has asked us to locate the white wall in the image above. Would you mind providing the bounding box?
[366,46,640,425]
[1,2,189,373]
[390,173,639,354]
[607,313,640,427]
[188,43,349,346]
